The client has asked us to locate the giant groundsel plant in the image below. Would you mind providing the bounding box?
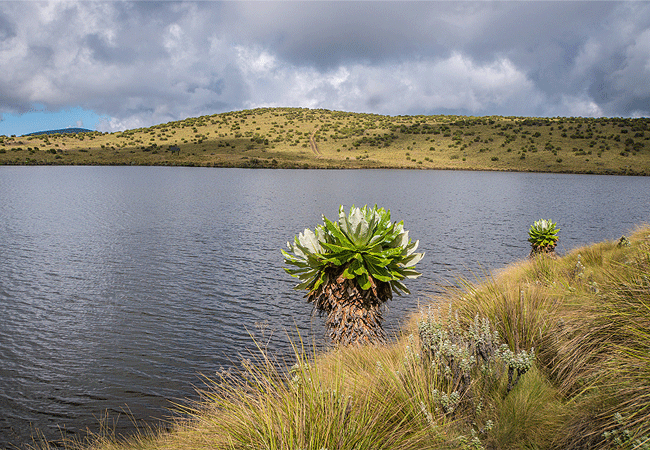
[283,205,424,345]
[528,219,560,256]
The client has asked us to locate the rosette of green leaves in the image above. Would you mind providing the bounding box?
[282,205,424,295]
[528,219,560,249]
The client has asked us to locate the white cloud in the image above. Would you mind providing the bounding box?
[241,50,542,117]
[553,95,604,118]
[236,46,277,75]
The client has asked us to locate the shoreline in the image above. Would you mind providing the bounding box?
[0,161,646,176]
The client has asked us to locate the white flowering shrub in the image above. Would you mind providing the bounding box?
[418,305,536,407]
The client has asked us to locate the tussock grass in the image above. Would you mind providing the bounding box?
[26,411,161,450]
[170,342,436,450]
[443,225,650,449]
[36,225,650,450]
[487,366,567,449]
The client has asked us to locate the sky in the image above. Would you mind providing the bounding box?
[1,1,650,136]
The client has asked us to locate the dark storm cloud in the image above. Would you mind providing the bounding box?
[220,2,448,68]
[221,2,616,70]
[0,12,16,41]
[1,1,650,132]
[27,45,55,67]
[225,1,640,101]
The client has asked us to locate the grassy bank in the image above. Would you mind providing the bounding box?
[3,108,650,175]
[38,226,650,450]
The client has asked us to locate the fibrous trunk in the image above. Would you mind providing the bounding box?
[529,244,557,258]
[308,270,391,346]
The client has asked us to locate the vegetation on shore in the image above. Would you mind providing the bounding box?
[3,108,650,175]
[36,225,650,450]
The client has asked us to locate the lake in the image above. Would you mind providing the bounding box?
[1,166,649,448]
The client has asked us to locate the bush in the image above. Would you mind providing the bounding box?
[419,307,535,398]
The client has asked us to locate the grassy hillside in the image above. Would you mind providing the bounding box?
[37,226,650,450]
[2,108,650,175]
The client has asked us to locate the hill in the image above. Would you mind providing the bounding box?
[1,108,649,175]
[24,127,94,137]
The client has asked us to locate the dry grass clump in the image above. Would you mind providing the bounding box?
[177,342,434,450]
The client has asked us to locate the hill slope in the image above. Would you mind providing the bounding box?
[24,128,94,136]
[2,108,649,175]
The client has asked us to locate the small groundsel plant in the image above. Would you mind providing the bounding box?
[418,306,535,420]
[282,205,424,345]
[528,219,560,256]
[617,235,631,248]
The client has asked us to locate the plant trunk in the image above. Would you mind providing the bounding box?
[308,269,392,346]
[529,244,557,258]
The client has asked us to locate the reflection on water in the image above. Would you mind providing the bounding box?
[1,166,649,448]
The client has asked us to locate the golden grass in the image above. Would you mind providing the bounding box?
[2,108,650,175]
[442,225,650,449]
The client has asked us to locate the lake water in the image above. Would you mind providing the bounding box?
[1,166,649,448]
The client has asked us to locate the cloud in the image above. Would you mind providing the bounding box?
[0,11,16,42]
[219,2,447,68]
[239,49,542,117]
[1,1,650,133]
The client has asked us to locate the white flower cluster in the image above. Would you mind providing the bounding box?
[432,389,461,414]
[289,362,312,389]
[499,345,536,393]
